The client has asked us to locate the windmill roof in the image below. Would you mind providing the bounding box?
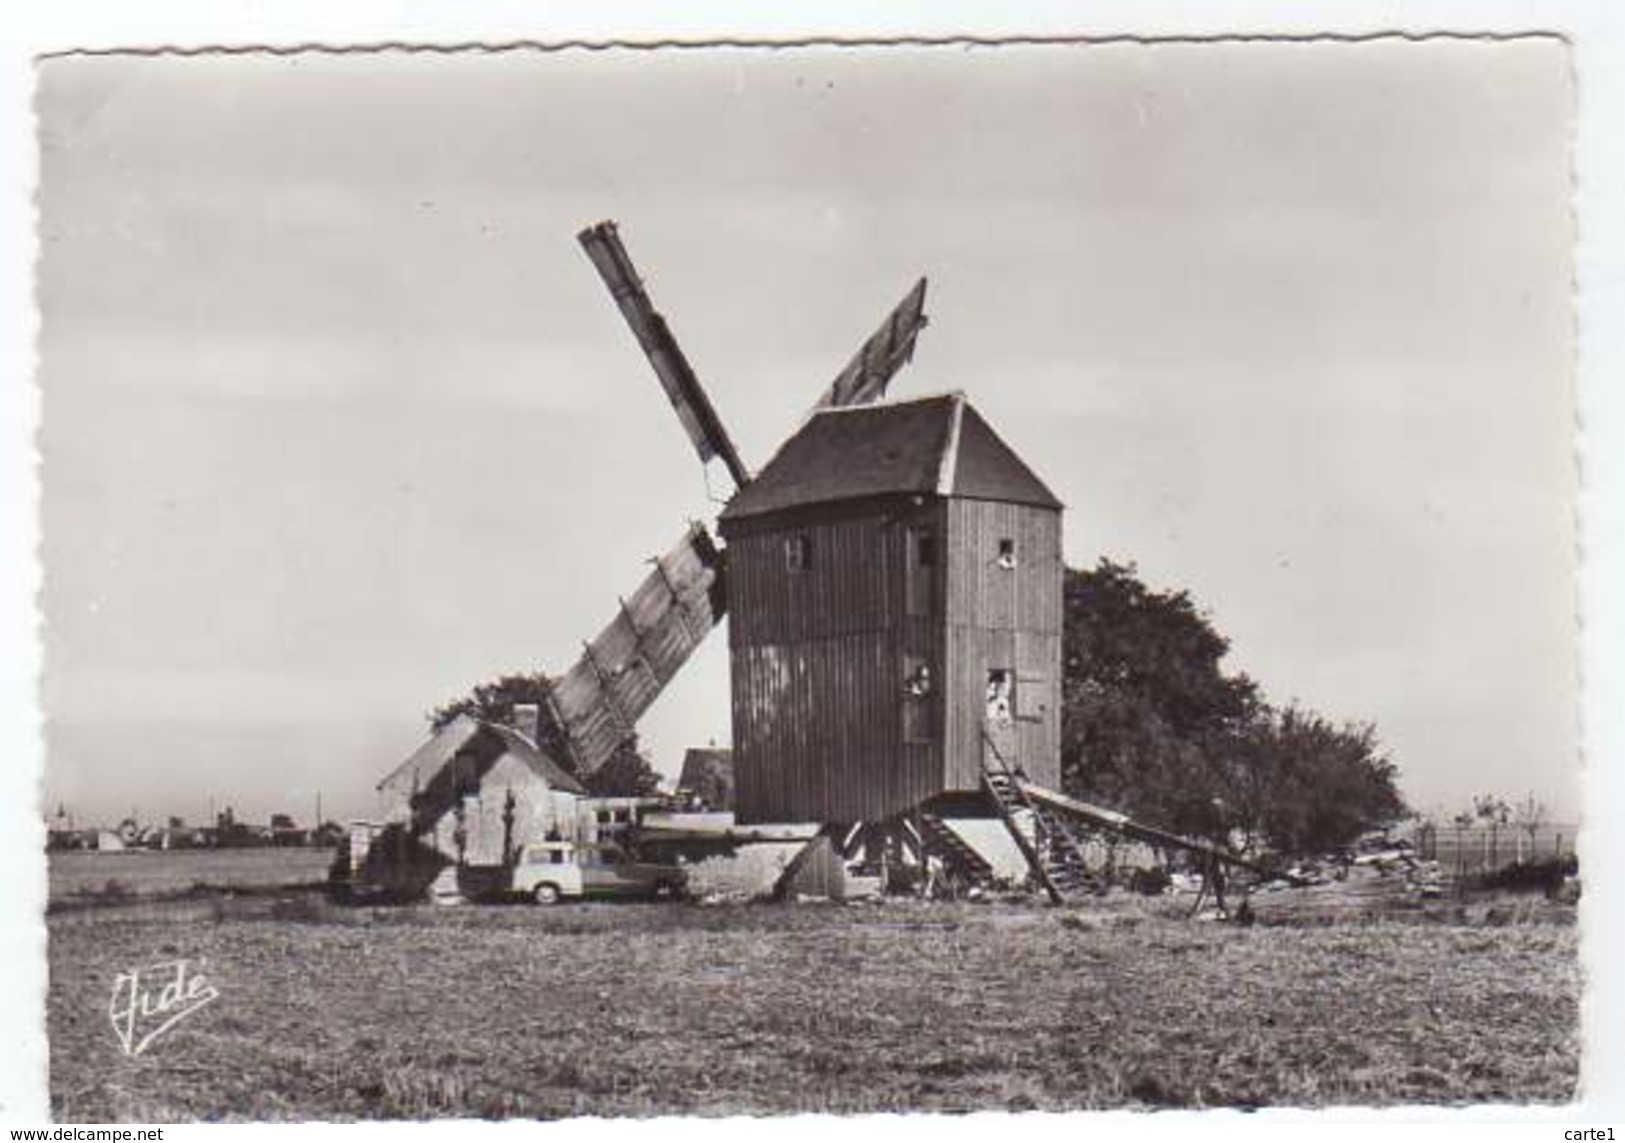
[490,725,589,795]
[718,392,1061,523]
[378,713,587,796]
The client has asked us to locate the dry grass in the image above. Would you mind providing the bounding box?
[47,890,1579,1121]
[49,849,333,908]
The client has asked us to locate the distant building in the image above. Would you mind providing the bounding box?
[157,825,203,850]
[310,821,346,848]
[267,813,309,847]
[677,747,734,812]
[212,807,260,849]
[45,804,79,851]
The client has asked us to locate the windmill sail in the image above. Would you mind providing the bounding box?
[817,277,929,408]
[547,523,726,776]
[577,221,751,490]
[553,224,929,775]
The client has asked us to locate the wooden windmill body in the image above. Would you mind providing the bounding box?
[544,222,1281,900]
[718,392,1063,825]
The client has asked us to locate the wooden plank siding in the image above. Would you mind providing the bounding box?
[724,495,1061,823]
[942,500,1063,793]
[724,503,921,646]
[942,499,1063,633]
[726,499,946,823]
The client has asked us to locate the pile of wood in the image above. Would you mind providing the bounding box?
[1244,848,1452,923]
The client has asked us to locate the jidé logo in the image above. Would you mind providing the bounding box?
[108,958,220,1057]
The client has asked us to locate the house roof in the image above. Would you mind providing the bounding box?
[678,747,733,786]
[717,391,1062,524]
[378,713,587,796]
[490,725,589,795]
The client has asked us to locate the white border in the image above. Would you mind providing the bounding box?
[4,1,1620,1132]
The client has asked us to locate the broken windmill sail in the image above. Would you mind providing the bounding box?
[817,277,929,409]
[546,523,726,776]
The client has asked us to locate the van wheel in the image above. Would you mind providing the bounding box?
[532,883,561,905]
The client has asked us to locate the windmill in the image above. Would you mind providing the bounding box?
[533,221,1288,905]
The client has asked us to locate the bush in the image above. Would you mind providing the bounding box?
[1129,867,1172,896]
[1475,854,1577,895]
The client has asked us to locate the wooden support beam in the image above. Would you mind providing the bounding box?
[979,725,1064,905]
[899,813,925,866]
[1017,781,1303,884]
[837,822,865,860]
[770,826,833,902]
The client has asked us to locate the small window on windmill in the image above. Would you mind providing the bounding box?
[906,527,936,616]
[785,534,812,574]
[997,538,1017,570]
[916,531,938,568]
[986,669,1014,725]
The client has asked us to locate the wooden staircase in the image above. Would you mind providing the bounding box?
[966,720,1310,908]
[915,812,994,881]
[979,727,1100,904]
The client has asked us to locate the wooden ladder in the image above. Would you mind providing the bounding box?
[915,812,994,881]
[980,726,1098,905]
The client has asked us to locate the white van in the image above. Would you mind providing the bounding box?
[512,841,586,903]
[512,840,688,904]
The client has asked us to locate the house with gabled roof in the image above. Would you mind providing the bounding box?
[377,706,588,869]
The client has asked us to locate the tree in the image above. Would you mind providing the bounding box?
[1060,560,1260,841]
[430,671,561,740]
[587,742,665,798]
[1514,792,1548,854]
[1060,558,1408,856]
[1472,793,1513,827]
[428,671,665,797]
[1239,705,1407,854]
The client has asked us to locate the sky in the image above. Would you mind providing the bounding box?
[34,39,1578,828]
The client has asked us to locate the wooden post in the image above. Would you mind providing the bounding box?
[837,822,865,861]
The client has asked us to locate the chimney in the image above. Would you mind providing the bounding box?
[511,703,542,747]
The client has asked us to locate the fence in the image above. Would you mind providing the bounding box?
[1408,822,1577,878]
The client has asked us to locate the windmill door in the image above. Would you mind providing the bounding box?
[983,667,1017,772]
